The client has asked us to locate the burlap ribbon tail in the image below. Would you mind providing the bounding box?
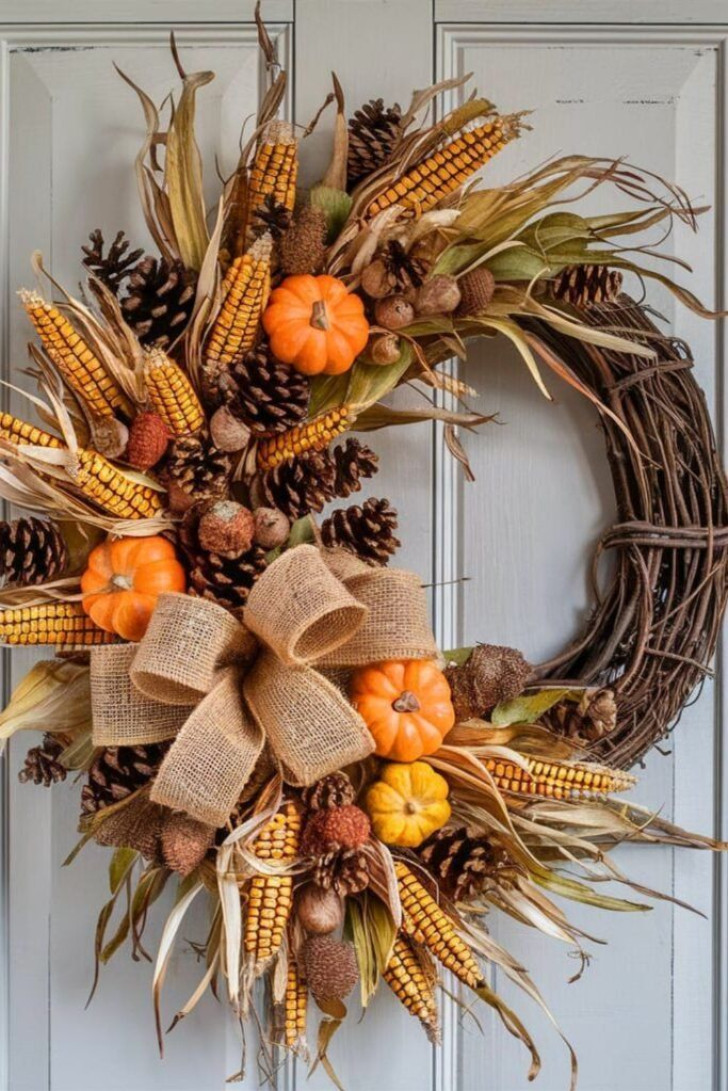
[90,545,437,827]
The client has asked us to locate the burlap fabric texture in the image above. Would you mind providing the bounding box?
[90,545,438,826]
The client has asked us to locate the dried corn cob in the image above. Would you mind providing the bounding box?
[484,756,636,801]
[394,861,484,990]
[0,602,115,646]
[244,802,301,970]
[144,349,204,436]
[383,933,439,1040]
[281,954,308,1054]
[20,290,134,419]
[367,117,519,219]
[248,121,299,219]
[256,406,351,471]
[0,412,163,519]
[204,235,272,372]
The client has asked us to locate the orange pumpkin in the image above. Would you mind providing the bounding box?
[350,658,455,763]
[262,274,370,376]
[81,536,186,642]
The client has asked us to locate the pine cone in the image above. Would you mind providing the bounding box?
[550,264,623,309]
[0,517,68,586]
[347,99,402,188]
[548,688,618,744]
[226,346,310,435]
[444,644,531,721]
[178,509,267,610]
[418,826,519,902]
[261,450,337,520]
[333,438,379,498]
[81,744,168,815]
[166,434,231,504]
[279,206,328,277]
[251,193,293,241]
[81,229,144,294]
[121,255,197,347]
[320,497,400,565]
[313,846,370,896]
[18,734,67,786]
[302,772,356,811]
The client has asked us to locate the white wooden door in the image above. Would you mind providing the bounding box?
[0,3,726,1090]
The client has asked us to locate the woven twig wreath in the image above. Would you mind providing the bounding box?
[533,297,728,768]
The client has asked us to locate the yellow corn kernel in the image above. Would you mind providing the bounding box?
[483,756,636,801]
[244,802,301,969]
[20,290,134,419]
[248,121,299,218]
[383,934,439,1040]
[204,235,272,372]
[282,954,308,1053]
[395,861,484,990]
[0,602,116,647]
[366,117,520,219]
[0,413,62,449]
[144,348,205,436]
[256,406,351,471]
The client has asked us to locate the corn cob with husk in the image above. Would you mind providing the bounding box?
[256,406,351,471]
[366,116,520,219]
[0,602,115,646]
[394,861,484,989]
[248,121,299,219]
[143,348,205,436]
[0,412,164,520]
[382,933,440,1041]
[483,756,635,801]
[20,290,134,419]
[280,953,308,1055]
[204,235,272,375]
[244,802,301,972]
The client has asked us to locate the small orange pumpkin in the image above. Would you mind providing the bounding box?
[262,274,370,376]
[350,658,455,763]
[81,535,186,642]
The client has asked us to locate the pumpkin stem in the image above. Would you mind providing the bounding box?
[110,574,133,591]
[310,300,330,331]
[392,690,420,714]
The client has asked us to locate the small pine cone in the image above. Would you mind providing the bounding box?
[333,438,379,498]
[301,804,371,854]
[551,688,618,744]
[456,266,495,317]
[313,846,370,896]
[418,826,520,902]
[178,509,267,611]
[0,517,68,587]
[81,744,169,815]
[279,206,328,277]
[121,255,197,348]
[444,644,531,721]
[251,193,293,241]
[347,99,402,188]
[261,450,337,521]
[18,734,67,787]
[320,498,400,566]
[166,434,231,503]
[161,812,215,876]
[550,264,623,310]
[301,771,356,811]
[126,411,170,470]
[226,346,310,435]
[81,229,144,294]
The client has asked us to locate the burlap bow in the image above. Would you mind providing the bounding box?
[89,545,438,826]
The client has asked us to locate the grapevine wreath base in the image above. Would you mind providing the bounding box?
[1,11,727,1088]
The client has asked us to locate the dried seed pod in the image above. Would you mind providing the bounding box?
[445,644,531,721]
[253,506,290,550]
[374,295,414,330]
[414,275,461,316]
[210,405,252,452]
[91,417,129,460]
[369,333,402,366]
[296,884,344,935]
[361,259,394,300]
[456,266,495,317]
[161,812,215,876]
[197,500,255,557]
[126,411,170,470]
[303,934,359,1004]
[301,804,371,854]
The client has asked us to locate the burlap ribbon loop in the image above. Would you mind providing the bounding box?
[89,545,438,827]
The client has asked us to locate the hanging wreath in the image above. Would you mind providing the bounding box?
[1,13,726,1088]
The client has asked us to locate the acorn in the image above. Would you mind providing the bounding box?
[414,274,461,316]
[374,295,415,330]
[197,500,255,558]
[296,884,344,935]
[360,259,393,300]
[253,506,290,550]
[369,333,402,366]
[126,411,170,470]
[210,405,252,453]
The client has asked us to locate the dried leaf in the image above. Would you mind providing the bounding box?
[165,69,215,270]
[0,659,91,744]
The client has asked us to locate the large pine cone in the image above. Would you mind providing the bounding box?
[226,347,310,434]
[178,510,267,610]
[81,229,144,294]
[347,99,402,188]
[81,744,169,815]
[260,450,337,520]
[0,517,67,586]
[321,497,400,565]
[122,255,197,347]
[166,434,231,504]
[333,439,379,498]
[418,826,519,902]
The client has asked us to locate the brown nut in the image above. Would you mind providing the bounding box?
[414,274,462,316]
[369,333,402,366]
[374,295,415,330]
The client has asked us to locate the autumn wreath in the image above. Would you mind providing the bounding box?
[1,12,726,1088]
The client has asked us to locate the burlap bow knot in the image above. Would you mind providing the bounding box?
[90,545,438,826]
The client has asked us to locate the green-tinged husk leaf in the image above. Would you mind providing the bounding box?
[165,67,214,270]
[0,659,91,745]
[346,892,396,1008]
[492,688,574,726]
[310,185,353,244]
